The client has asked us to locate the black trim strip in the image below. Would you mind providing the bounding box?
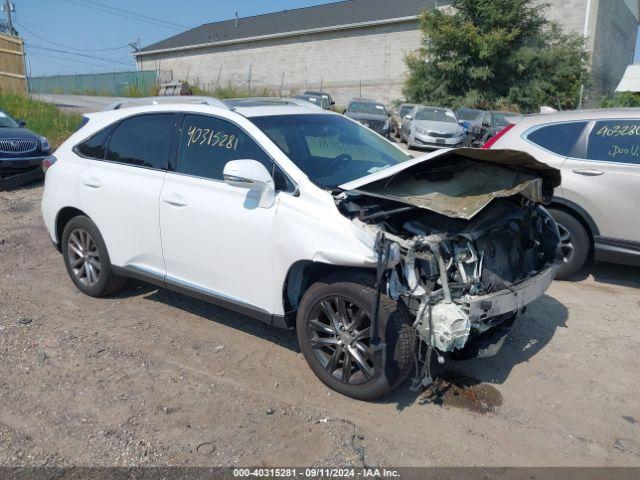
[594,237,640,268]
[111,266,293,329]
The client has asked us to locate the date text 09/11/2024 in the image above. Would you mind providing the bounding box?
[232,468,401,478]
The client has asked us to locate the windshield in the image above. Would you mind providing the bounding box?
[415,108,456,123]
[399,105,414,117]
[347,102,387,116]
[458,108,482,121]
[250,114,410,189]
[494,112,513,127]
[0,110,19,128]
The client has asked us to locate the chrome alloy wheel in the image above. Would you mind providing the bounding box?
[307,296,375,385]
[66,228,101,287]
[557,223,575,264]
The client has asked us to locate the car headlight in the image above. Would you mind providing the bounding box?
[383,120,390,130]
[40,137,51,152]
[456,130,465,137]
[415,127,427,135]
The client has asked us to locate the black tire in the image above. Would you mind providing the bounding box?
[296,272,414,400]
[549,208,590,280]
[61,215,127,297]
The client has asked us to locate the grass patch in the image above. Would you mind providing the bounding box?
[0,93,82,147]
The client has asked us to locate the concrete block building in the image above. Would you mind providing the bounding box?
[134,0,640,105]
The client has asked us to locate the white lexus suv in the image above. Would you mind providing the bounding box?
[42,97,561,400]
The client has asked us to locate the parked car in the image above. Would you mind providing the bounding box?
[390,103,417,138]
[400,106,465,149]
[303,91,335,110]
[456,107,484,134]
[293,94,324,109]
[466,111,519,147]
[0,109,51,187]
[343,98,390,137]
[41,98,561,400]
[485,108,640,278]
[224,97,322,109]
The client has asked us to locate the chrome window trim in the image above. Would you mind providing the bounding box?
[522,118,640,167]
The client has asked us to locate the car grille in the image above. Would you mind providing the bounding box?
[428,131,455,139]
[0,138,38,154]
[360,120,385,131]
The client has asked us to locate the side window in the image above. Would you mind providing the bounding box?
[586,120,640,164]
[74,125,114,160]
[106,114,177,169]
[525,121,587,156]
[176,114,273,181]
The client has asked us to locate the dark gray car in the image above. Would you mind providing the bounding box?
[344,98,390,137]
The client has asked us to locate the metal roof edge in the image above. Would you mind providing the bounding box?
[133,15,420,58]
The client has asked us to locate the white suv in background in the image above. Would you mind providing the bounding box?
[487,109,640,278]
[41,98,561,400]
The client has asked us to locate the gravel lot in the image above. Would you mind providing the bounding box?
[1,182,639,467]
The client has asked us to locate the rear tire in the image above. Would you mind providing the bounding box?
[296,272,414,400]
[61,216,127,297]
[549,208,590,279]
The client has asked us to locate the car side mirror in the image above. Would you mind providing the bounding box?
[223,160,275,208]
[17,119,26,127]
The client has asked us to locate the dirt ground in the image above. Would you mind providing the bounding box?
[1,183,639,468]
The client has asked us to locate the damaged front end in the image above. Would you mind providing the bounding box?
[337,148,563,365]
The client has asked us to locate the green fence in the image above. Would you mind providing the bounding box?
[28,70,158,96]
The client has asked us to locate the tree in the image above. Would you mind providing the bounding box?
[403,0,589,113]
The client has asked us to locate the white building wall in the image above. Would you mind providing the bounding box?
[137,1,640,105]
[137,21,422,106]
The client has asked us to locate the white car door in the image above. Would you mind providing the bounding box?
[159,113,286,316]
[76,113,178,279]
[561,119,640,242]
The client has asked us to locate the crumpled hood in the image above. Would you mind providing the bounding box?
[339,148,561,220]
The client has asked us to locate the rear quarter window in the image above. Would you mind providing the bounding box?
[74,125,114,160]
[525,121,587,156]
[586,120,640,164]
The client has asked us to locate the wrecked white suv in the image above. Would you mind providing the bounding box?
[41,99,562,400]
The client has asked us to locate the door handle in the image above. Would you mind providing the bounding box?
[162,193,187,207]
[81,176,102,188]
[573,169,604,176]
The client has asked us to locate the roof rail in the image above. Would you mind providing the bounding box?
[103,96,229,111]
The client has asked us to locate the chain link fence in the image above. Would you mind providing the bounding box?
[27,70,159,96]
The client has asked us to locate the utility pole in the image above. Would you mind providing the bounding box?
[3,0,14,36]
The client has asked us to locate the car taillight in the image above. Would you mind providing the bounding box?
[482,124,515,149]
[42,156,57,173]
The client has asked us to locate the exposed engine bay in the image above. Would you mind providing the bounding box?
[336,149,562,364]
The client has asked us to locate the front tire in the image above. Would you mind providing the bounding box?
[61,216,127,297]
[548,208,590,279]
[296,272,414,400]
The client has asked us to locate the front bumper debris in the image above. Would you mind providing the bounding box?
[464,266,557,324]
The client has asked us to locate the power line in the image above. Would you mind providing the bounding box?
[15,21,130,53]
[27,51,130,71]
[79,0,188,29]
[26,43,134,67]
[61,0,188,31]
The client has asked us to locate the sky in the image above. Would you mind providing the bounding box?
[10,0,338,76]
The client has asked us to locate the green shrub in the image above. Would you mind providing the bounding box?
[0,93,83,147]
[599,92,640,108]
